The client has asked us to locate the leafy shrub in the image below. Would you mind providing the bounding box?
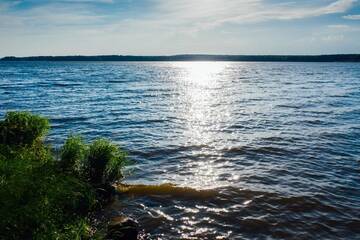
[59,136,128,186]
[60,135,88,175]
[87,139,127,186]
[0,112,128,239]
[0,111,49,146]
[35,218,92,240]
[0,135,95,239]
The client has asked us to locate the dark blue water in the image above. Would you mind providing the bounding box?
[1,61,360,239]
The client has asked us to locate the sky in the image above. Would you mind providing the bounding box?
[0,0,360,56]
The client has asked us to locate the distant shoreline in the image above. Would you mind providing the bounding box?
[1,54,360,62]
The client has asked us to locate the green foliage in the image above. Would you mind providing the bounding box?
[0,111,49,146]
[60,135,88,175]
[87,139,127,185]
[0,111,128,239]
[59,136,128,186]
[35,218,92,240]
[0,139,95,239]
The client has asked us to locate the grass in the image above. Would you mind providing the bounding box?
[88,139,128,185]
[0,111,49,146]
[0,112,128,239]
[60,135,88,176]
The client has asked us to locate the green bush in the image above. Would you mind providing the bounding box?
[0,111,128,239]
[0,111,49,146]
[0,119,95,239]
[59,136,128,186]
[87,139,127,186]
[60,135,88,175]
[35,218,92,240]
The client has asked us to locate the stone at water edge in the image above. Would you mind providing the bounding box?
[96,184,116,204]
[106,216,139,240]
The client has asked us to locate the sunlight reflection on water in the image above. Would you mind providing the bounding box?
[176,62,234,189]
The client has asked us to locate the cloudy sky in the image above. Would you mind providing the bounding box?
[0,0,359,56]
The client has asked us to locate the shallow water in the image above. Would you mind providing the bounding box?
[1,61,360,239]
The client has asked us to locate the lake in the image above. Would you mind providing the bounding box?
[1,61,359,239]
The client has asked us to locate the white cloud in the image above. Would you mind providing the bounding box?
[327,24,350,29]
[343,14,360,19]
[0,0,357,32]
[0,3,109,32]
[54,0,114,3]
[151,0,357,28]
[327,24,360,33]
[0,0,359,56]
[322,34,345,42]
[322,0,356,14]
[0,1,21,11]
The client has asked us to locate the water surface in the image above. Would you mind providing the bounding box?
[1,61,359,239]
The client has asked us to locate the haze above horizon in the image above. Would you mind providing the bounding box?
[1,0,360,57]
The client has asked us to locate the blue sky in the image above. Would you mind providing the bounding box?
[0,0,359,56]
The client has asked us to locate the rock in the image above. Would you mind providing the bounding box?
[106,216,139,240]
[96,184,116,204]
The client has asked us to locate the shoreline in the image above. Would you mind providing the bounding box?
[2,54,360,62]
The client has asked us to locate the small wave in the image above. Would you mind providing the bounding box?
[130,144,208,158]
[52,82,82,87]
[276,104,303,109]
[50,116,89,123]
[224,145,293,156]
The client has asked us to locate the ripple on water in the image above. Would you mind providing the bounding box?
[112,185,360,239]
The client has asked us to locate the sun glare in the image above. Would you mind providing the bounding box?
[178,61,226,86]
[173,61,231,189]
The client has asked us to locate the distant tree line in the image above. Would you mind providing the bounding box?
[1,54,360,62]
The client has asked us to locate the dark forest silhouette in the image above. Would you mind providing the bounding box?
[2,54,360,62]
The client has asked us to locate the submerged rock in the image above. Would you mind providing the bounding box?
[106,216,139,240]
[96,184,116,205]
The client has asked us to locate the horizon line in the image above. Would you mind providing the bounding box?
[2,54,360,63]
[2,53,360,58]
